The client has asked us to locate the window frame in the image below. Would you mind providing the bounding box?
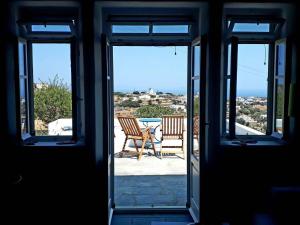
[17,24,79,144]
[17,38,31,140]
[223,35,286,140]
[106,15,196,45]
[272,38,290,139]
[225,16,284,39]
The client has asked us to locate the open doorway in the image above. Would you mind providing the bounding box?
[113,46,188,208]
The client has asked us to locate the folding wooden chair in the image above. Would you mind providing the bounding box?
[160,115,185,159]
[117,115,156,160]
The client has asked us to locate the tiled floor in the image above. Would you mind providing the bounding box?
[114,118,188,207]
[115,175,187,207]
[111,213,193,225]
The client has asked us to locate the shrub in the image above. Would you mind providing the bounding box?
[135,105,175,118]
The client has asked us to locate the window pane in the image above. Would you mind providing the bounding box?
[112,25,149,33]
[193,46,200,77]
[192,43,201,159]
[276,43,286,76]
[20,78,28,134]
[227,44,231,75]
[32,43,72,136]
[232,23,270,32]
[152,25,189,33]
[236,44,269,135]
[31,25,71,32]
[226,78,230,134]
[18,43,25,75]
[193,78,200,159]
[225,44,231,134]
[275,78,284,134]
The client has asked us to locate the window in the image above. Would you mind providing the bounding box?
[17,24,77,141]
[192,45,200,159]
[32,43,72,136]
[112,25,149,33]
[235,44,269,135]
[18,41,29,137]
[225,44,231,134]
[273,39,286,135]
[223,18,288,139]
[152,25,189,33]
[226,18,284,36]
[31,25,71,32]
[111,23,191,35]
[232,23,270,32]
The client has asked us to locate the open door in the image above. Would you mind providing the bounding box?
[101,33,114,225]
[188,35,207,223]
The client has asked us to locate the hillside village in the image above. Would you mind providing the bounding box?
[114,88,187,116]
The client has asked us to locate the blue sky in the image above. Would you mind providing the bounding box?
[32,43,269,97]
[113,46,188,94]
[237,44,269,97]
[32,43,71,87]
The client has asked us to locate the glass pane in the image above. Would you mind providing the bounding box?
[152,25,189,33]
[192,44,200,159]
[232,23,270,32]
[20,78,28,134]
[226,78,230,134]
[112,25,149,33]
[276,43,286,76]
[193,46,200,77]
[227,44,231,75]
[225,44,231,134]
[275,78,284,134]
[31,25,71,32]
[32,43,72,136]
[18,43,26,76]
[193,78,200,159]
[236,44,269,135]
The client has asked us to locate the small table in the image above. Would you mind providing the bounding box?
[139,118,162,142]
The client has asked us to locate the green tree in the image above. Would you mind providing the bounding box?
[34,75,72,125]
[194,96,199,115]
[118,99,140,108]
[135,105,175,118]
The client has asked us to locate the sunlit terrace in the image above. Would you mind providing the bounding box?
[114,117,189,207]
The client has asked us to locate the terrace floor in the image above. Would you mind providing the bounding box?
[114,118,188,207]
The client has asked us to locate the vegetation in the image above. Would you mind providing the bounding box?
[114,92,126,97]
[118,99,140,108]
[135,105,175,118]
[194,96,199,115]
[276,85,284,118]
[34,75,72,125]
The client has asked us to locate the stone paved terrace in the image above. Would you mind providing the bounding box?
[114,118,188,207]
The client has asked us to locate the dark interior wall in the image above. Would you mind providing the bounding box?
[2,1,99,224]
[208,3,300,225]
[2,1,300,225]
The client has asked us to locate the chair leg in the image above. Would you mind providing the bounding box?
[149,131,156,155]
[138,139,147,160]
[160,138,163,159]
[133,139,139,152]
[182,139,185,160]
[122,137,128,152]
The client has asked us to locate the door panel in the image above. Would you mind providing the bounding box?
[101,33,113,225]
[189,35,207,223]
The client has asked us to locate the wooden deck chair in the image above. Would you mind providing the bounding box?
[117,116,156,160]
[193,115,200,157]
[160,115,185,159]
[193,115,199,139]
